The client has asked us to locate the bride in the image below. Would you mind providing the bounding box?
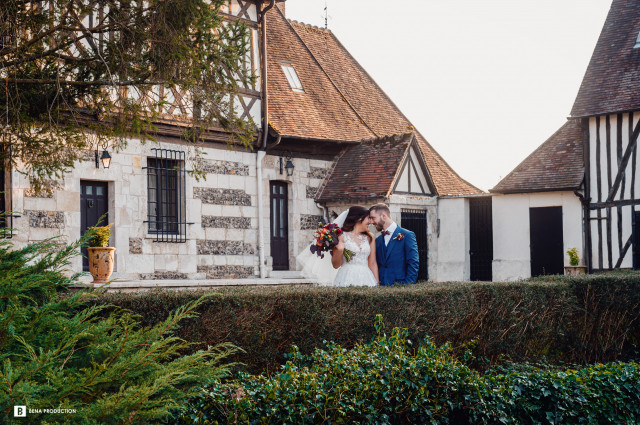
[297,206,379,287]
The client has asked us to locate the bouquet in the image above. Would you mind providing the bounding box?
[309,222,355,261]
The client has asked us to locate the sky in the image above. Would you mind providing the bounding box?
[285,0,612,191]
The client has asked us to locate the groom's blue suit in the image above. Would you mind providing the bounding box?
[376,225,420,286]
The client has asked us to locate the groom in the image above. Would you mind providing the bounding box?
[369,204,419,286]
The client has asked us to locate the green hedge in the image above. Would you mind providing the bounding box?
[172,317,640,424]
[93,273,640,373]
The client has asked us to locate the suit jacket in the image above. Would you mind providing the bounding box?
[376,225,419,286]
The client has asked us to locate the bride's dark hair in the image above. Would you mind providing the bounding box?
[341,206,373,242]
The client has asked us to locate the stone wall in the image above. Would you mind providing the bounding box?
[8,139,332,281]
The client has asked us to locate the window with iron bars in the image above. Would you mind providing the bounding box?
[145,149,188,242]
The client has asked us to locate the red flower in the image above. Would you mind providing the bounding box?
[393,232,405,241]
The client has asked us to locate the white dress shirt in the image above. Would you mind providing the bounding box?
[383,222,397,246]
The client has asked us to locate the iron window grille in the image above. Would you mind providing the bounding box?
[144,149,190,243]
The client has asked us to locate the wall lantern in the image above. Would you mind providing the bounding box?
[280,153,294,176]
[94,149,112,169]
[90,132,112,169]
[100,150,112,169]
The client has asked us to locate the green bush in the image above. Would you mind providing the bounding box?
[0,236,237,425]
[86,223,112,247]
[94,273,640,373]
[174,317,640,424]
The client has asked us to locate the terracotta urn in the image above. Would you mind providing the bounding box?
[88,247,116,283]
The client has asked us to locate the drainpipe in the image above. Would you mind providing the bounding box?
[260,0,275,149]
[256,1,274,278]
[257,150,266,278]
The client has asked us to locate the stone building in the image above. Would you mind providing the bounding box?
[1,1,481,286]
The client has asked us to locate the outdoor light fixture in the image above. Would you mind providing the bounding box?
[94,149,112,169]
[279,153,295,176]
[91,133,112,169]
[100,150,112,169]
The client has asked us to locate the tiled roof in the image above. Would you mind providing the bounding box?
[490,120,584,194]
[266,6,482,196]
[571,0,640,117]
[316,133,420,202]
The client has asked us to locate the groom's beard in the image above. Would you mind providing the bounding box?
[374,222,384,232]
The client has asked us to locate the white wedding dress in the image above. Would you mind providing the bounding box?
[296,231,378,287]
[333,232,378,287]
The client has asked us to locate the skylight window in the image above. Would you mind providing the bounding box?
[634,31,640,49]
[281,65,305,93]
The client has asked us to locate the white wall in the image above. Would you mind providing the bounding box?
[492,191,583,281]
[435,197,469,282]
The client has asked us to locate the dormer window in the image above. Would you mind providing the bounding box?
[634,31,640,49]
[281,64,305,93]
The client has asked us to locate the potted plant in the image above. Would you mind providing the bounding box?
[564,247,586,275]
[87,223,116,283]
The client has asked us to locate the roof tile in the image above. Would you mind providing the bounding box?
[490,120,584,194]
[266,7,482,196]
[571,0,640,117]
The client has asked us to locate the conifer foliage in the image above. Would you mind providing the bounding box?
[0,232,237,424]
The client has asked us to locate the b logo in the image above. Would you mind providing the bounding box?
[14,406,27,417]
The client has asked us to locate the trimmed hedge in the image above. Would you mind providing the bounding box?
[93,273,640,373]
[172,318,640,424]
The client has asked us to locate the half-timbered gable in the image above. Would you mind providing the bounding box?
[571,0,640,271]
[316,133,435,204]
[393,143,436,196]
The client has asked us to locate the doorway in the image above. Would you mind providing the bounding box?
[270,181,289,270]
[470,197,493,281]
[530,206,564,276]
[81,181,109,271]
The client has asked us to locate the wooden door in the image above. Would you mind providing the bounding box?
[470,197,493,281]
[530,206,564,277]
[633,211,640,270]
[81,181,109,271]
[270,181,289,270]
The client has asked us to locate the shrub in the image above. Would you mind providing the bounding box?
[86,223,112,247]
[567,248,580,266]
[476,361,640,424]
[174,318,640,424]
[94,274,640,373]
[0,236,237,425]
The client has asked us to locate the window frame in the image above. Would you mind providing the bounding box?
[145,149,188,242]
[280,64,305,93]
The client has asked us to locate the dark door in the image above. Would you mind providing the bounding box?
[81,181,109,271]
[470,197,493,281]
[0,160,5,229]
[270,181,289,270]
[633,211,640,270]
[401,209,428,281]
[530,206,564,277]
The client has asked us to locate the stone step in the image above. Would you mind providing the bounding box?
[268,270,304,279]
[71,277,314,292]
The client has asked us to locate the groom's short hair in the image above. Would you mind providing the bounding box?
[370,203,390,217]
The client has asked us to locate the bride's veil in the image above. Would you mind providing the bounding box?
[295,209,349,285]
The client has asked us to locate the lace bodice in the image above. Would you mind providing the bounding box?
[343,232,371,267]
